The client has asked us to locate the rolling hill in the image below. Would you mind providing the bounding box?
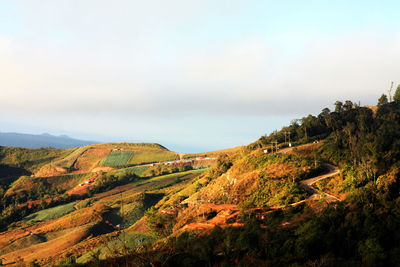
[0,96,400,266]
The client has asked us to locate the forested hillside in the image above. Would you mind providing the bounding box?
[1,91,400,266]
[92,92,400,267]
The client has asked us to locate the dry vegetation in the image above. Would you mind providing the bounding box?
[183,146,244,159]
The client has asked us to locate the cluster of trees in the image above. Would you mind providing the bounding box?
[253,84,400,149]
[252,87,400,178]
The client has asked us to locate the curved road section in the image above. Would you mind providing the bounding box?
[299,163,341,202]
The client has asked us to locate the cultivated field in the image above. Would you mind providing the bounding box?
[127,150,179,165]
[100,150,134,167]
[23,202,77,224]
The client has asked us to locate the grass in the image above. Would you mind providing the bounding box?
[107,192,164,227]
[76,232,155,264]
[8,173,88,197]
[1,224,93,265]
[96,142,169,150]
[111,166,150,178]
[127,150,179,165]
[0,168,204,265]
[91,170,204,206]
[130,170,204,189]
[101,151,134,167]
[183,146,243,159]
[51,146,90,169]
[23,202,77,223]
[0,146,71,173]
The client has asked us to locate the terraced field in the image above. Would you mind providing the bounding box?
[72,147,113,171]
[0,143,209,265]
[0,168,206,266]
[33,143,174,176]
[100,150,134,167]
[127,150,179,165]
[23,202,77,224]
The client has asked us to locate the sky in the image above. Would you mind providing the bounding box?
[1,1,400,152]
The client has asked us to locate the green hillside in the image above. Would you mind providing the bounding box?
[1,95,400,266]
[0,146,71,178]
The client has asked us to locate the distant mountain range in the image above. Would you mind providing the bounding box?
[0,132,97,149]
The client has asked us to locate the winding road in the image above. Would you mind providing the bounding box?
[273,143,341,208]
[300,163,341,202]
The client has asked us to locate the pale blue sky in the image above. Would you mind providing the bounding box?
[1,1,400,152]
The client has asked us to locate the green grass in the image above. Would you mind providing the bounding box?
[127,150,179,165]
[111,166,149,178]
[51,146,90,169]
[0,146,71,173]
[76,232,155,264]
[107,192,164,227]
[130,169,204,189]
[23,201,76,223]
[101,142,169,150]
[101,151,134,167]
[8,173,88,198]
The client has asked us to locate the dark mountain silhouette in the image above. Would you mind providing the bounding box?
[0,132,97,149]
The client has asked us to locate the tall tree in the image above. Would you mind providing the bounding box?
[394,85,400,103]
[334,101,343,113]
[388,81,394,102]
[377,94,388,107]
[343,100,353,111]
[319,108,330,118]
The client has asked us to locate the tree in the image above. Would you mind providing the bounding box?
[318,108,330,119]
[377,94,388,107]
[394,85,400,103]
[334,101,343,113]
[343,100,353,111]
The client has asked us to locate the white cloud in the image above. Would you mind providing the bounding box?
[1,28,400,119]
[0,1,399,153]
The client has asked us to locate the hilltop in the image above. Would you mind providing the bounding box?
[0,95,400,266]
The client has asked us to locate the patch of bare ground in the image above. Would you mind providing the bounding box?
[1,224,93,265]
[68,173,98,196]
[72,147,112,172]
[173,203,242,234]
[35,165,68,177]
[128,217,148,233]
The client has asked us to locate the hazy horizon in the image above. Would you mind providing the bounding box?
[1,1,399,152]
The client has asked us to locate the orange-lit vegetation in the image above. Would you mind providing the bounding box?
[1,95,400,266]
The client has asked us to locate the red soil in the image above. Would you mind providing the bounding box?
[180,203,243,233]
[68,173,98,196]
[72,147,112,172]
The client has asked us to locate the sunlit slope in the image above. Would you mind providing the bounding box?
[0,146,72,180]
[36,143,179,176]
[0,169,205,265]
[183,146,244,159]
